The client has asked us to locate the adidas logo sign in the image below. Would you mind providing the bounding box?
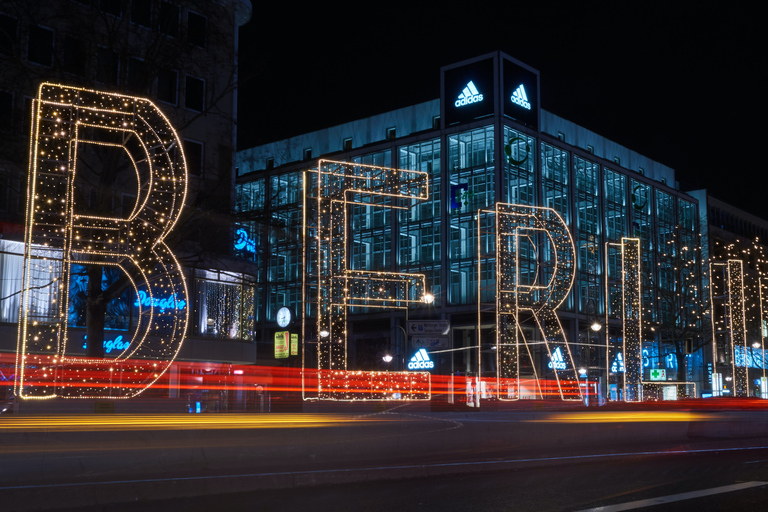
[407,348,435,370]
[455,81,484,107]
[510,84,531,110]
[547,347,567,370]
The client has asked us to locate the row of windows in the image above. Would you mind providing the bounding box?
[236,127,699,317]
[0,11,206,110]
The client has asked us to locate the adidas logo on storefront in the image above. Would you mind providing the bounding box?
[455,81,484,107]
[548,347,567,370]
[408,348,435,370]
[510,84,531,110]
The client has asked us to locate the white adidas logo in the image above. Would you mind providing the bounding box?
[455,81,484,107]
[510,84,531,110]
[407,348,435,370]
[548,347,567,370]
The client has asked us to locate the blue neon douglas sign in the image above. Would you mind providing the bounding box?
[234,227,257,254]
[83,335,130,354]
[134,291,186,312]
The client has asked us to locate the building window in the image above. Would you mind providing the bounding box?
[0,90,13,125]
[185,75,205,111]
[0,14,18,56]
[157,69,177,104]
[62,36,87,76]
[127,57,148,93]
[187,11,206,48]
[27,25,54,66]
[0,173,8,211]
[386,127,396,140]
[130,0,152,27]
[159,1,179,37]
[184,139,203,176]
[303,148,312,160]
[343,137,352,151]
[96,47,119,85]
[265,157,274,170]
[99,0,122,17]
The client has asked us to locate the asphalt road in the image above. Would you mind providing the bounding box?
[2,405,768,511]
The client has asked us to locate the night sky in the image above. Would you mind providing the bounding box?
[237,3,764,217]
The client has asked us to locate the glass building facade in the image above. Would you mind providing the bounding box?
[235,52,703,400]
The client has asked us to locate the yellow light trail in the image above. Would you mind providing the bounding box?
[0,414,400,432]
[529,411,718,423]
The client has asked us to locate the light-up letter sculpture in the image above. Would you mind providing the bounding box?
[15,83,188,399]
[306,159,430,400]
[605,238,642,402]
[710,260,748,397]
[478,203,581,401]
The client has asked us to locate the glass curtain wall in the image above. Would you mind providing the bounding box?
[575,156,601,315]
[398,140,441,303]
[541,142,571,310]
[448,126,494,305]
[351,151,392,273]
[267,172,303,322]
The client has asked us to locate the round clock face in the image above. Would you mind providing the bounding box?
[276,307,291,328]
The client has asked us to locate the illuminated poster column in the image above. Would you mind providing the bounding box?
[605,238,642,402]
[306,159,430,401]
[710,260,748,397]
[479,203,581,401]
[15,84,188,399]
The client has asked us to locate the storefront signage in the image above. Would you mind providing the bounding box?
[502,57,538,129]
[649,369,666,381]
[548,347,567,370]
[408,349,434,370]
[134,291,187,312]
[443,57,494,126]
[611,352,625,373]
[455,81,484,107]
[83,335,130,354]
[290,333,298,356]
[510,84,531,110]
[274,331,289,359]
[234,227,257,254]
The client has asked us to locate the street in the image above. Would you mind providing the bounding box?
[2,405,768,511]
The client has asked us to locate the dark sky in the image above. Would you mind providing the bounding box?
[237,3,765,217]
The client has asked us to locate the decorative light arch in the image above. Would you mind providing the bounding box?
[710,260,748,397]
[605,237,642,402]
[303,159,430,400]
[478,203,582,401]
[15,83,188,399]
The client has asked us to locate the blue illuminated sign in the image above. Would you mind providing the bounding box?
[454,81,484,107]
[234,227,257,254]
[450,183,471,211]
[83,335,130,354]
[134,291,186,312]
[611,352,625,373]
[408,349,434,370]
[548,347,567,370]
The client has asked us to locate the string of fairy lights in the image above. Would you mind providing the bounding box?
[15,83,188,399]
[478,203,581,401]
[604,238,642,401]
[305,159,431,400]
